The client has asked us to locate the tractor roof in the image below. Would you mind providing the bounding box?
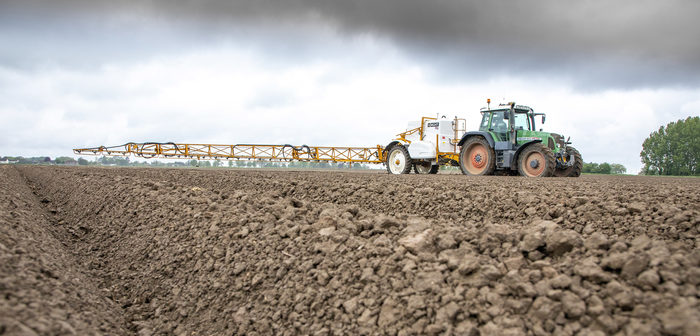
[480,104,533,113]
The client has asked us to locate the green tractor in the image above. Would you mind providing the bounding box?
[457,101,582,177]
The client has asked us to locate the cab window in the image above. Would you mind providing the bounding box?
[478,112,490,131]
[513,113,530,131]
[490,111,508,132]
[489,111,508,141]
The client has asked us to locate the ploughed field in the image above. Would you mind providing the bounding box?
[1,166,698,336]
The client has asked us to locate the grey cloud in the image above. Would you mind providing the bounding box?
[246,89,298,110]
[2,0,699,89]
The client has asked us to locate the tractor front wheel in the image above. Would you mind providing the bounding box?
[386,145,412,174]
[459,137,495,176]
[414,162,439,174]
[518,143,555,177]
[553,147,583,177]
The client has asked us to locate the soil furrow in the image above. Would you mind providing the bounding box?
[1,166,129,335]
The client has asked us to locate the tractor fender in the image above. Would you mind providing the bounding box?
[384,140,405,152]
[383,140,406,160]
[510,139,543,168]
[457,132,495,148]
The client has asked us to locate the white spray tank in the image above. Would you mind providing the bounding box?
[407,116,465,159]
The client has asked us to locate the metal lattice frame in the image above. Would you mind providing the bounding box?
[74,142,386,163]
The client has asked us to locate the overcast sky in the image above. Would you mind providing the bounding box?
[1,0,698,173]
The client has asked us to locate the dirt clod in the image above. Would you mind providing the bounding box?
[545,229,583,256]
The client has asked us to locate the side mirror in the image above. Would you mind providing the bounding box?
[503,113,509,120]
[541,115,546,124]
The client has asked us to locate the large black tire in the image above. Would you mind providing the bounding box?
[414,162,439,174]
[553,147,583,177]
[385,145,412,174]
[459,137,496,176]
[518,143,555,177]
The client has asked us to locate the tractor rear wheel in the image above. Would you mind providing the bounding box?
[459,137,495,176]
[518,143,555,177]
[553,147,583,177]
[414,162,439,174]
[386,145,412,174]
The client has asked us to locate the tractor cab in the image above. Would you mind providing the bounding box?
[478,104,554,150]
[479,104,539,140]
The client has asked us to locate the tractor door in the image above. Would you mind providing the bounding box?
[488,111,509,141]
[512,113,530,137]
[512,112,538,146]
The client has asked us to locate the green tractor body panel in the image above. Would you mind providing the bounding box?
[515,130,563,154]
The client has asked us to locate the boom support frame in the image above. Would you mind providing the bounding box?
[73,142,386,164]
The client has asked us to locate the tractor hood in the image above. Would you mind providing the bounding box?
[518,131,567,153]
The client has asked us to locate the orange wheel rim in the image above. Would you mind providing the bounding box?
[523,152,545,177]
[464,143,488,174]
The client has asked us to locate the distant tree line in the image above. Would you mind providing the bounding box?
[641,116,698,176]
[582,162,627,175]
[1,156,76,165]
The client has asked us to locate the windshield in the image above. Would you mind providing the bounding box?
[478,112,490,131]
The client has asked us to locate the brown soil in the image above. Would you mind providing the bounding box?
[1,165,698,335]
